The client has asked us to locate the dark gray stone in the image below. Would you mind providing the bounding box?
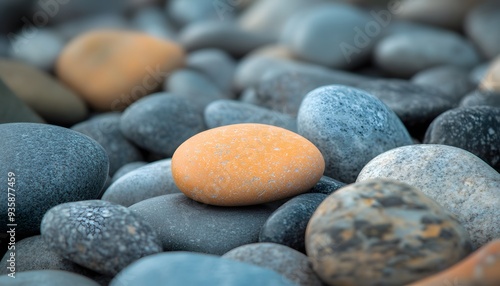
[259,193,327,253]
[307,176,346,195]
[132,7,177,41]
[111,161,148,183]
[412,66,475,102]
[204,100,297,132]
[357,79,455,138]
[297,85,413,183]
[110,252,295,286]
[0,37,9,57]
[460,89,500,108]
[223,243,323,286]
[0,270,100,286]
[465,1,500,59]
[0,123,108,237]
[120,93,206,157]
[424,106,500,171]
[103,159,181,207]
[187,49,236,93]
[41,200,162,276]
[72,113,143,176]
[129,194,276,255]
[0,79,45,124]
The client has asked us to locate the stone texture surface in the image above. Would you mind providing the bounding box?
[306,179,472,286]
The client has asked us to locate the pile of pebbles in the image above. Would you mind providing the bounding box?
[1,0,499,285]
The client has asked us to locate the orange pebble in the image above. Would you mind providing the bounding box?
[171,124,325,206]
[407,239,500,286]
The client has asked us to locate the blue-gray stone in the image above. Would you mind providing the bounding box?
[307,176,346,195]
[110,252,295,286]
[41,200,162,276]
[259,193,327,253]
[465,1,500,59]
[55,14,129,41]
[412,66,474,102]
[132,7,177,40]
[129,194,276,255]
[167,0,228,27]
[111,161,148,183]
[0,123,108,237]
[72,113,143,176]
[120,93,205,157]
[103,159,181,207]
[470,62,491,87]
[0,79,45,124]
[460,89,500,108]
[297,85,413,182]
[0,270,99,286]
[186,49,236,93]
[204,100,297,132]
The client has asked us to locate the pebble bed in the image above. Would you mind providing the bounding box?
[0,0,499,285]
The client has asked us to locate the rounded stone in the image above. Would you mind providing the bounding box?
[223,243,323,286]
[41,200,162,276]
[103,159,181,207]
[297,85,412,183]
[110,252,295,286]
[465,1,500,59]
[460,89,500,108]
[171,123,325,206]
[470,62,491,87]
[307,176,346,195]
[0,270,100,286]
[132,7,177,40]
[111,161,148,183]
[306,179,472,286]
[357,144,500,249]
[120,93,206,157]
[186,49,236,93]
[259,193,327,253]
[424,106,500,171]
[57,30,185,111]
[481,56,500,93]
[0,79,45,124]
[0,123,108,237]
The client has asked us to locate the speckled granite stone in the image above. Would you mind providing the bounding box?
[306,179,472,286]
[41,200,162,276]
[357,145,500,249]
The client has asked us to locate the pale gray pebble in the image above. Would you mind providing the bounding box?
[186,49,236,93]
[111,161,148,183]
[460,89,500,108]
[375,29,480,77]
[41,200,162,276]
[357,144,500,249]
[223,243,323,286]
[132,7,177,40]
[103,159,181,207]
[204,99,297,132]
[120,93,205,157]
[72,112,143,176]
[298,85,412,183]
[129,194,276,255]
[110,252,295,286]
[0,270,100,286]
[465,0,500,59]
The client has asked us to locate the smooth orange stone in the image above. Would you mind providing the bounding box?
[171,124,325,206]
[408,239,500,286]
[57,30,185,111]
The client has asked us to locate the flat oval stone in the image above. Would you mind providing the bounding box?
[0,270,99,286]
[172,123,325,206]
[0,123,108,237]
[297,85,412,183]
[41,200,162,276]
[222,243,323,286]
[306,179,472,286]
[357,144,500,249]
[424,106,500,171]
[110,252,295,286]
[259,193,327,253]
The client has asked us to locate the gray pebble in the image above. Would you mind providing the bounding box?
[460,89,500,108]
[0,270,99,286]
[186,49,236,93]
[470,62,491,87]
[465,0,500,59]
[55,14,129,42]
[0,79,45,124]
[132,7,177,40]
[307,176,346,195]
[412,65,474,102]
[167,0,228,27]
[41,200,162,275]
[111,161,148,183]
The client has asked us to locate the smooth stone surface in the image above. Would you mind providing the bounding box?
[172,123,325,206]
[111,161,148,183]
[110,252,295,286]
[298,85,412,183]
[306,179,472,286]
[470,62,491,87]
[186,49,236,93]
[424,106,500,171]
[179,21,274,57]
[57,30,185,111]
[0,79,45,124]
[281,3,371,69]
[120,93,205,157]
[357,79,455,138]
[132,7,177,40]
[307,176,346,195]
[103,159,181,207]
[223,243,323,286]
[167,0,227,27]
[259,193,327,253]
[0,123,108,237]
[55,14,130,41]
[357,144,500,249]
[41,200,162,275]
[204,100,297,132]
[129,194,276,255]
[412,66,474,102]
[0,270,100,286]
[0,58,87,125]
[481,56,500,92]
[460,89,500,108]
[375,29,480,77]
[72,113,143,175]
[465,1,500,59]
